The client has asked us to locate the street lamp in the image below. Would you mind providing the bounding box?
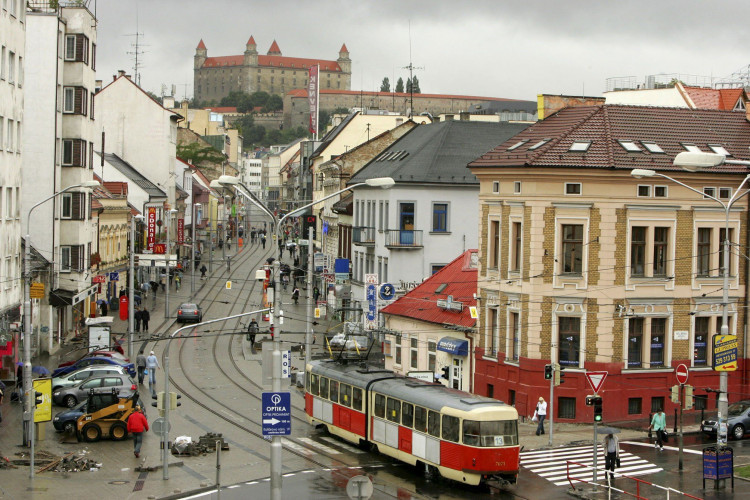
[631,152,750,447]
[128,214,145,360]
[160,308,269,480]
[23,179,100,477]
[191,203,201,294]
[216,174,394,500]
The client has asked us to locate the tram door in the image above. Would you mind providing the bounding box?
[451,359,462,390]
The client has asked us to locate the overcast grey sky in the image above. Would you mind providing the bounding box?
[94,0,750,102]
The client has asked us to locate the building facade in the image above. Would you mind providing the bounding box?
[22,4,98,343]
[468,104,750,422]
[0,0,25,379]
[194,37,351,104]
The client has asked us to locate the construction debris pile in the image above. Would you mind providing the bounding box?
[171,432,229,456]
[7,450,101,473]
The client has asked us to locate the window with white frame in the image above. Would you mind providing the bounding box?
[695,226,735,278]
[410,338,419,370]
[16,121,20,153]
[565,182,582,195]
[627,316,668,369]
[6,119,12,151]
[492,181,500,194]
[557,316,581,367]
[60,246,72,272]
[510,220,522,273]
[485,306,499,356]
[63,87,75,112]
[0,116,4,149]
[507,311,520,361]
[65,35,76,60]
[8,51,14,84]
[61,193,73,219]
[4,187,10,219]
[693,316,732,367]
[489,219,500,270]
[432,202,448,232]
[395,336,403,365]
[560,224,583,275]
[428,340,436,372]
[514,181,521,194]
[630,225,670,277]
[383,257,388,282]
[1,46,5,80]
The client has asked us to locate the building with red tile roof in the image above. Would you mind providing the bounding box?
[468,104,750,422]
[381,250,478,392]
[605,81,747,112]
[194,37,351,104]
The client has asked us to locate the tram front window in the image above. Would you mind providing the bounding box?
[462,420,518,447]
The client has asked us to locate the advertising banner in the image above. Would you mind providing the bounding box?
[308,65,319,134]
[177,218,184,244]
[364,273,378,330]
[147,207,157,251]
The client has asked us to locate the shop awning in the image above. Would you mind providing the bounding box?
[437,337,469,357]
[48,289,75,308]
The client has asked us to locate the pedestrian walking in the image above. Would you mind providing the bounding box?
[226,256,231,273]
[160,272,166,292]
[603,432,620,482]
[146,350,159,386]
[175,274,181,290]
[136,349,147,384]
[649,409,667,450]
[313,286,320,304]
[200,264,207,279]
[127,405,149,458]
[100,300,108,316]
[141,282,149,300]
[292,286,300,305]
[261,234,266,249]
[227,238,232,251]
[533,397,547,435]
[134,307,142,332]
[282,274,289,291]
[141,307,150,333]
[247,318,259,345]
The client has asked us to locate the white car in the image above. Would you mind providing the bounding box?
[328,334,368,350]
[51,365,128,391]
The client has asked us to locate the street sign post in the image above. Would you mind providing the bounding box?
[262,392,291,436]
[676,363,689,385]
[585,371,608,394]
[379,283,395,301]
[152,417,171,437]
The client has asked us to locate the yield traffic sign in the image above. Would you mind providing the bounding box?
[585,371,608,393]
[675,363,689,385]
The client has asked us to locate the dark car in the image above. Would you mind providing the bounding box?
[177,303,203,323]
[52,373,137,408]
[53,395,146,433]
[702,400,750,440]
[51,356,136,378]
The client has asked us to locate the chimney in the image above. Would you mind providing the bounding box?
[117,70,126,78]
[95,79,102,93]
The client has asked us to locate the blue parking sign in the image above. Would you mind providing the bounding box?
[262,392,291,436]
[109,272,119,281]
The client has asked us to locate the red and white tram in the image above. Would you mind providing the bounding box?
[305,360,520,486]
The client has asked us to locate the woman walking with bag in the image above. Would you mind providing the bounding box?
[649,409,667,451]
[533,396,547,435]
[604,433,620,482]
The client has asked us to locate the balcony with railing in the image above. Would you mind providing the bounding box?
[384,229,423,249]
[352,226,376,246]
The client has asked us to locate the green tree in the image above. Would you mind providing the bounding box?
[380,77,390,92]
[145,90,163,104]
[263,94,283,112]
[406,77,412,93]
[176,142,225,164]
[266,129,283,144]
[250,91,270,108]
[245,125,266,145]
[411,75,421,93]
[234,114,255,136]
[395,77,404,93]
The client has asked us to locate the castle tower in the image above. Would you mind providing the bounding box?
[244,35,258,66]
[194,39,207,69]
[337,43,351,73]
[267,40,281,56]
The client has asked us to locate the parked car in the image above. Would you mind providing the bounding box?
[177,303,203,323]
[328,334,368,350]
[51,365,128,391]
[702,400,750,440]
[51,356,136,378]
[53,395,146,433]
[52,374,137,408]
[56,350,129,369]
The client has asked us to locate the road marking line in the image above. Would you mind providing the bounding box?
[298,437,342,454]
[320,436,366,454]
[620,441,703,455]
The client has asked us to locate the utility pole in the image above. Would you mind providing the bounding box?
[304,226,314,370]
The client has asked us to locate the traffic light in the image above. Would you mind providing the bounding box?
[593,396,603,422]
[34,391,43,407]
[441,366,450,380]
[134,255,139,268]
[585,395,596,406]
[169,392,182,410]
[684,385,694,410]
[554,364,565,386]
[670,385,680,404]
[303,215,317,240]
[152,391,165,416]
[544,364,553,380]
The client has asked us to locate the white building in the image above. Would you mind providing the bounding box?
[22,3,98,343]
[0,0,25,378]
[241,155,262,194]
[347,121,529,309]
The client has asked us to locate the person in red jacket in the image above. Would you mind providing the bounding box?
[127,405,149,458]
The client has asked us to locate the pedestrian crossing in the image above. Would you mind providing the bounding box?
[521,445,663,486]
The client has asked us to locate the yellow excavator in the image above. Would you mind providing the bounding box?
[76,388,140,442]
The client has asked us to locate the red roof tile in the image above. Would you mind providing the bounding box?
[202,55,244,67]
[469,105,750,174]
[197,39,206,50]
[202,54,341,71]
[381,250,477,327]
[247,36,256,46]
[268,40,281,54]
[102,181,128,196]
[340,44,348,53]
[683,87,720,109]
[719,88,744,110]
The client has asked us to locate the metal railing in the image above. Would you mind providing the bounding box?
[565,459,703,500]
[352,226,376,246]
[384,229,423,248]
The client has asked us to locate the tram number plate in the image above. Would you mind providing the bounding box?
[494,436,504,446]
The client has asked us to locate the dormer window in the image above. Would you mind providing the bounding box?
[528,139,549,150]
[507,140,527,151]
[682,143,704,153]
[642,141,665,154]
[619,140,642,152]
[569,141,591,152]
[709,145,731,156]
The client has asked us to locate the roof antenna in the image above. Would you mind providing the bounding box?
[403,21,424,119]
